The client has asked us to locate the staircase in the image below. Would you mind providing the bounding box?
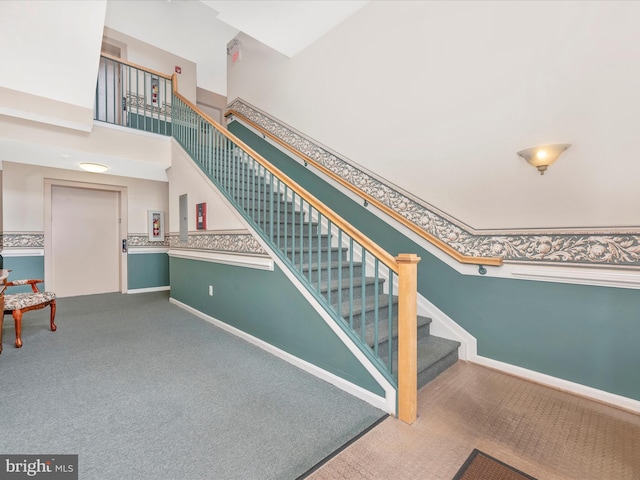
[217,156,461,390]
[94,54,462,418]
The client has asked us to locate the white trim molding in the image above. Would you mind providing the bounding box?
[127,286,170,294]
[168,249,274,271]
[506,264,640,289]
[170,297,392,413]
[127,247,169,255]
[0,248,44,257]
[472,355,640,415]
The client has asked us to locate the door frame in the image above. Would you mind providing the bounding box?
[44,179,128,294]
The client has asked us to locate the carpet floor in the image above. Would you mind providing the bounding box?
[308,361,640,479]
[0,291,385,480]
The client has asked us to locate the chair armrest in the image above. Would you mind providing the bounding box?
[5,279,44,292]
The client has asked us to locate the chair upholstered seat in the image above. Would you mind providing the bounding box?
[4,292,57,311]
[1,279,57,351]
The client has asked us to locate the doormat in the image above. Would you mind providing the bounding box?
[452,449,537,480]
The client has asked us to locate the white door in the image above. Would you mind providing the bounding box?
[51,186,121,297]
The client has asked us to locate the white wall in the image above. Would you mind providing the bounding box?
[2,161,168,234]
[104,0,238,96]
[227,1,640,230]
[0,0,106,108]
[102,27,198,105]
[0,0,107,130]
[167,141,246,233]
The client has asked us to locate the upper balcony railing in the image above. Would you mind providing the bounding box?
[94,53,172,135]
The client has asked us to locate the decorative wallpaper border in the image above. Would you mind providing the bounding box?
[126,93,172,118]
[167,233,267,256]
[127,235,170,248]
[227,99,640,268]
[1,233,44,249]
[0,233,265,257]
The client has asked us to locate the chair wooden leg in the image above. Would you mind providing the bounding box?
[13,310,23,348]
[50,300,57,332]
[0,313,4,354]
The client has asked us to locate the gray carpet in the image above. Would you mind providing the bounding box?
[0,291,385,480]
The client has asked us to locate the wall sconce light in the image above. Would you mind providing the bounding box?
[79,162,109,173]
[517,144,570,175]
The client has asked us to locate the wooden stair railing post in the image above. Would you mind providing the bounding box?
[396,253,421,424]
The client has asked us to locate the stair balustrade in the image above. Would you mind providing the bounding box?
[172,88,420,423]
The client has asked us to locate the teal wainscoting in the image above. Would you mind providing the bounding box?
[2,256,45,293]
[229,121,640,402]
[128,252,170,290]
[169,256,385,397]
[127,113,172,136]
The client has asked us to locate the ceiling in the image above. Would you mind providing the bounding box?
[200,1,369,57]
[104,0,368,95]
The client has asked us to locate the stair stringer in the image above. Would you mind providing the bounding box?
[171,139,397,414]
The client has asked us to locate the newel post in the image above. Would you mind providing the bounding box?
[395,253,421,424]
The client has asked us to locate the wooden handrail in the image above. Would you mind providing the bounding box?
[171,77,399,273]
[225,109,503,268]
[101,52,173,80]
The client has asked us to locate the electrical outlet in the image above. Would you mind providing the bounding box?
[208,285,214,296]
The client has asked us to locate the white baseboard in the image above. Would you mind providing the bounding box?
[417,295,476,361]
[127,286,170,294]
[169,297,392,413]
[472,355,640,414]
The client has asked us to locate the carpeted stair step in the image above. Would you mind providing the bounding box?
[363,315,432,360]
[254,220,319,236]
[313,275,386,303]
[333,294,398,327]
[229,189,282,203]
[224,185,277,198]
[301,260,365,282]
[284,246,348,264]
[246,208,306,223]
[270,232,332,249]
[411,336,461,389]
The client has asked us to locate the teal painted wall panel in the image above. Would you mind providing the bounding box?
[3,256,45,293]
[127,113,172,136]
[230,121,640,402]
[128,253,170,290]
[169,256,385,396]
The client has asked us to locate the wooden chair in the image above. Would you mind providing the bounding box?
[2,279,57,350]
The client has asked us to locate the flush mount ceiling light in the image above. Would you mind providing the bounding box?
[517,144,571,175]
[79,162,109,173]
